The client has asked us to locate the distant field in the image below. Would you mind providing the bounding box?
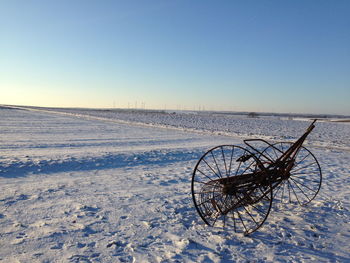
[5,105,349,151]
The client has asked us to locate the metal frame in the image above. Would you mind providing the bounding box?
[191,119,322,235]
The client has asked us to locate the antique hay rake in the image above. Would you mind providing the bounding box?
[191,120,322,235]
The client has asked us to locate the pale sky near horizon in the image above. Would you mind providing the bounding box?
[1,1,349,115]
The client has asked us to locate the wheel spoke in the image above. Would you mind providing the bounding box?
[211,151,223,178]
[264,150,275,163]
[203,158,221,179]
[196,168,217,181]
[291,162,317,173]
[193,179,214,185]
[249,202,267,215]
[290,173,319,182]
[271,146,279,159]
[197,194,222,206]
[289,178,312,203]
[228,146,235,178]
[234,158,243,177]
[236,209,249,234]
[243,205,259,227]
[287,179,302,206]
[272,181,283,200]
[240,159,256,175]
[294,152,311,168]
[289,177,318,193]
[194,190,222,195]
[280,142,286,153]
[221,147,228,177]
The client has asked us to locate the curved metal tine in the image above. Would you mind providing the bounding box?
[196,192,222,202]
[229,195,242,233]
[212,198,230,227]
[203,209,216,223]
[196,196,221,208]
[194,189,222,195]
[221,194,231,227]
[211,210,222,226]
[199,201,219,221]
[222,190,248,215]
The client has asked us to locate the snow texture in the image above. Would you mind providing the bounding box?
[1,106,349,262]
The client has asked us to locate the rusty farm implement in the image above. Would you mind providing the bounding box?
[191,120,322,235]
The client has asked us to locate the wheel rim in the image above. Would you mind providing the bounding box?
[259,142,322,206]
[192,145,273,235]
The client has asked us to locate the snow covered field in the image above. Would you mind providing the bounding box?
[1,106,349,262]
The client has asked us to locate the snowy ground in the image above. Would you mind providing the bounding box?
[0,107,349,262]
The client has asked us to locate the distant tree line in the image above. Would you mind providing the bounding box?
[247,112,259,118]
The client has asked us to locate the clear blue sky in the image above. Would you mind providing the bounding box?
[1,1,349,114]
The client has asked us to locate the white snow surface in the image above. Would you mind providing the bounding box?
[0,107,349,262]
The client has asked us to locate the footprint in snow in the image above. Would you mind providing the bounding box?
[73,241,96,249]
[74,204,101,218]
[68,253,100,263]
[159,179,178,186]
[2,194,30,206]
[107,241,135,263]
[50,242,64,250]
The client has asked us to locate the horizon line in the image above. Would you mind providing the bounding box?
[2,104,350,118]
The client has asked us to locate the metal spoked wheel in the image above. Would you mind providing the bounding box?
[260,142,322,206]
[191,145,273,235]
